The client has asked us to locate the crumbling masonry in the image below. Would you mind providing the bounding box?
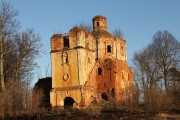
[50,16,134,108]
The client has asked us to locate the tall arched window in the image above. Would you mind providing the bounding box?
[107,45,111,53]
[98,67,102,75]
[63,52,68,64]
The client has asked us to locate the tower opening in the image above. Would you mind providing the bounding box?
[92,15,107,31]
[64,38,69,48]
[107,45,111,53]
[96,21,99,27]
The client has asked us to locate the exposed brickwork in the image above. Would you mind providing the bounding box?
[50,16,134,108]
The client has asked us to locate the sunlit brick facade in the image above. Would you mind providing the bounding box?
[50,16,133,108]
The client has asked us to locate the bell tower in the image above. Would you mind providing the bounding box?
[92,16,107,31]
[50,15,134,108]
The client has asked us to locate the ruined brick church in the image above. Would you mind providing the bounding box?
[50,16,133,108]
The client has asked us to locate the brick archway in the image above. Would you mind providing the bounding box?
[64,97,75,108]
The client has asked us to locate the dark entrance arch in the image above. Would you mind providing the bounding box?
[64,97,75,108]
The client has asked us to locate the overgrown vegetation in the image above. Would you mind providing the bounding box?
[112,28,124,39]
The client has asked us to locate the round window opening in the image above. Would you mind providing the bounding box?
[63,74,69,81]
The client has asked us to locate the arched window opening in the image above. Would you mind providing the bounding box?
[63,52,68,64]
[98,67,102,75]
[96,21,99,27]
[107,45,111,53]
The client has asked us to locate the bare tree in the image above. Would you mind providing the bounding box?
[76,22,93,31]
[1,28,43,118]
[112,28,124,39]
[0,1,20,117]
[150,31,180,93]
[45,64,49,78]
[4,29,42,84]
[0,1,43,118]
[133,46,160,90]
[0,0,20,92]
[133,30,180,94]
[132,30,180,112]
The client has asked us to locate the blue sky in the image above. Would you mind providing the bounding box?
[5,0,180,85]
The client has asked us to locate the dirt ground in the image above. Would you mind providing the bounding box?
[3,109,179,120]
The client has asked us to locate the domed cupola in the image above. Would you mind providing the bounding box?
[92,15,107,32]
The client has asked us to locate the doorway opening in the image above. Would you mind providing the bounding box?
[64,97,75,108]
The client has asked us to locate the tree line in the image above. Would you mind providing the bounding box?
[132,30,180,112]
[0,0,44,118]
